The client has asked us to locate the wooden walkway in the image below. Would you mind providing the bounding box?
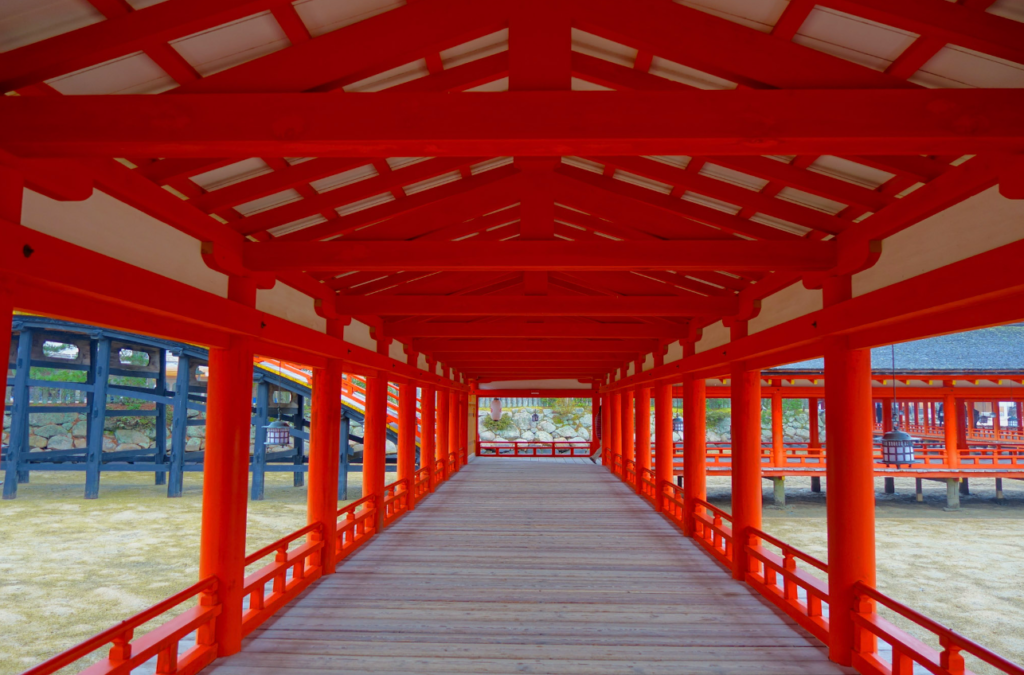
[208,458,853,675]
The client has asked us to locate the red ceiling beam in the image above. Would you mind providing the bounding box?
[433,351,639,361]
[411,338,659,352]
[241,240,836,273]
[335,294,736,317]
[7,91,1024,157]
[386,321,687,339]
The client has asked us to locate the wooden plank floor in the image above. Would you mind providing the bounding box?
[208,458,854,675]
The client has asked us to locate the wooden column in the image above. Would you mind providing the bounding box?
[362,372,387,514]
[808,398,820,448]
[882,398,893,432]
[992,400,1001,440]
[601,392,611,467]
[824,337,876,666]
[654,381,673,512]
[2,326,30,499]
[397,382,417,508]
[730,364,762,580]
[944,391,959,468]
[436,379,449,481]
[635,386,651,493]
[771,386,784,467]
[448,387,459,473]
[421,383,436,490]
[0,168,19,436]
[199,333,254,656]
[683,376,707,535]
[308,359,342,574]
[956,398,969,452]
[611,392,622,471]
[460,391,469,467]
[622,390,635,470]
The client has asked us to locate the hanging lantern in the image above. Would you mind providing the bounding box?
[531,412,539,424]
[881,429,917,468]
[489,398,502,421]
[672,415,684,433]
[265,420,291,445]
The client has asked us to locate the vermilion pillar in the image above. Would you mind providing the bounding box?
[436,382,449,480]
[730,364,762,580]
[362,373,387,509]
[0,169,22,456]
[654,381,673,512]
[421,384,436,490]
[771,388,784,467]
[635,387,651,493]
[397,382,417,508]
[944,391,959,468]
[601,393,611,466]
[683,376,707,536]
[824,338,876,666]
[611,392,622,470]
[459,391,469,467]
[809,398,820,448]
[308,359,342,574]
[448,388,459,473]
[199,335,254,656]
[622,390,635,471]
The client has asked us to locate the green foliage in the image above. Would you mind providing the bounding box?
[483,413,514,432]
[706,408,730,431]
[30,367,87,383]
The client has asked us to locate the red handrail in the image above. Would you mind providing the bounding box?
[336,494,377,561]
[23,578,219,675]
[477,440,594,457]
[413,467,431,502]
[690,496,734,567]
[382,478,410,527]
[623,459,636,486]
[242,522,324,636]
[638,467,656,503]
[434,458,445,485]
[852,582,1024,675]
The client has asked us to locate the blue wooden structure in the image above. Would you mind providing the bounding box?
[2,317,404,500]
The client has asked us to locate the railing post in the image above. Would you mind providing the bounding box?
[635,386,651,494]
[683,375,707,537]
[824,334,876,666]
[397,381,417,510]
[363,371,388,532]
[199,329,254,656]
[421,383,436,491]
[622,389,635,482]
[730,357,762,581]
[654,381,673,513]
[309,358,342,574]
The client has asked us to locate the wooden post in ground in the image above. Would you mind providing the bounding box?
[635,386,651,493]
[397,381,417,509]
[731,362,762,581]
[771,386,784,468]
[199,326,254,656]
[915,478,923,502]
[309,359,342,573]
[683,376,707,536]
[654,381,673,512]
[823,335,876,666]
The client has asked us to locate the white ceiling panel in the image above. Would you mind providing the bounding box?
[293,0,404,38]
[190,159,273,191]
[794,7,918,71]
[344,59,429,92]
[649,56,737,89]
[807,156,895,190]
[0,0,102,53]
[674,0,788,33]
[440,29,508,69]
[911,45,1024,88]
[571,29,637,68]
[310,164,378,193]
[171,11,290,77]
[46,52,176,94]
[234,189,303,216]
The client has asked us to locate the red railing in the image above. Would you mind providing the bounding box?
[336,494,377,561]
[852,582,1024,675]
[744,528,830,644]
[448,453,456,474]
[382,478,410,527]
[638,467,656,503]
[476,440,594,457]
[242,522,324,636]
[413,467,431,502]
[611,453,623,476]
[691,497,733,567]
[433,458,446,485]
[23,578,219,675]
[660,480,686,526]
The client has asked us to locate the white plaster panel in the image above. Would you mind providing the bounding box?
[695,321,730,353]
[665,340,683,364]
[344,320,376,352]
[22,189,228,297]
[255,284,325,333]
[750,282,823,334]
[854,186,1024,297]
[389,339,407,364]
[643,354,654,371]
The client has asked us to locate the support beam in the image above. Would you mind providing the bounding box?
[635,386,651,494]
[309,360,342,573]
[824,339,875,666]
[246,240,836,273]
[622,390,635,475]
[363,373,388,524]
[421,383,436,490]
[611,393,622,469]
[448,388,459,473]
[683,376,707,536]
[338,294,737,317]
[389,321,687,340]
[436,376,450,481]
[398,382,417,507]
[199,336,253,656]
[7,90,1024,157]
[730,366,762,581]
[654,381,673,512]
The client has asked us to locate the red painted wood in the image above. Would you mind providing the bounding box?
[730,366,762,581]
[308,360,343,574]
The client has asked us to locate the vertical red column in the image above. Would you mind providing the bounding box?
[992,400,1001,440]
[590,392,599,457]
[459,391,469,467]
[436,378,449,481]
[0,168,21,428]
[611,393,622,471]
[882,398,893,432]
[824,337,876,666]
[200,333,254,656]
[654,381,673,511]
[809,397,820,448]
[635,387,651,493]
[448,387,459,473]
[771,386,784,467]
[601,393,611,466]
[622,390,635,473]
[362,372,387,519]
[397,381,417,509]
[683,376,707,536]
[730,364,762,580]
[944,390,959,468]
[421,383,436,490]
[956,398,969,452]
[308,359,342,574]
